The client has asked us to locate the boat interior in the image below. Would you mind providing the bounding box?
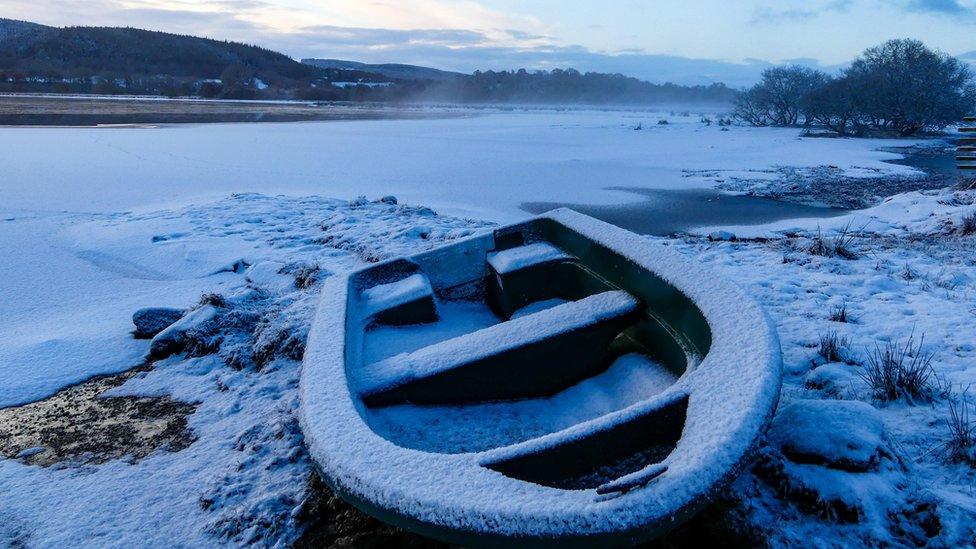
[345,217,713,493]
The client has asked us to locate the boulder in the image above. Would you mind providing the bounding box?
[767,399,885,472]
[132,307,185,339]
[148,305,220,359]
[756,399,911,526]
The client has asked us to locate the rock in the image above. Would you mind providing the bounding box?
[707,230,736,242]
[756,399,917,528]
[804,363,857,396]
[754,451,866,523]
[132,307,185,339]
[149,305,220,359]
[767,399,886,472]
[376,195,398,205]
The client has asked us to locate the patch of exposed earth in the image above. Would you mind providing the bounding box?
[0,364,196,467]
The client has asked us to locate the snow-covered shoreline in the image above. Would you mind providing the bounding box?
[0,111,972,547]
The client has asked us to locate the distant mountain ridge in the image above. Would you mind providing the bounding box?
[302,58,462,82]
[0,18,738,104]
[0,18,319,86]
[0,18,46,42]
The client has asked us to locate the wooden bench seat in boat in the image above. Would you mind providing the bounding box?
[358,290,641,406]
[485,241,615,318]
[360,272,437,326]
[486,241,570,275]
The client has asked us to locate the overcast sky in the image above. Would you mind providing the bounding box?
[4,0,976,86]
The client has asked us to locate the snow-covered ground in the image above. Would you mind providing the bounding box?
[671,189,976,546]
[0,108,972,547]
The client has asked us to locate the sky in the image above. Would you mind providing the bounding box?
[3,0,976,86]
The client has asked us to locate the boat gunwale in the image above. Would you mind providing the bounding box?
[298,208,783,545]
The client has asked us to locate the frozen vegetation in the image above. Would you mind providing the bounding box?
[0,109,973,546]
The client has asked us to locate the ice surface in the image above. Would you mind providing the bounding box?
[0,109,922,221]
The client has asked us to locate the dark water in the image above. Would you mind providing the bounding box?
[887,147,959,176]
[523,145,957,236]
[523,187,848,236]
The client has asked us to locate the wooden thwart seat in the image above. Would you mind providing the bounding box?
[358,290,641,406]
[486,241,615,318]
[360,272,437,326]
[486,241,570,275]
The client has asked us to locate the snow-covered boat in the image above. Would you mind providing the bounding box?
[300,209,782,546]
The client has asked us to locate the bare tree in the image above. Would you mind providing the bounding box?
[844,39,976,136]
[733,65,829,127]
[802,76,868,136]
[732,86,773,126]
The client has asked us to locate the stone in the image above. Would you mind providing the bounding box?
[148,305,220,359]
[767,399,886,472]
[132,307,185,339]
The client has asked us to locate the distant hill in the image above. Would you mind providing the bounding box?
[0,18,47,42]
[302,58,462,82]
[0,18,319,87]
[0,19,738,105]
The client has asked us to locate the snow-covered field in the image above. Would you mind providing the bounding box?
[0,109,973,547]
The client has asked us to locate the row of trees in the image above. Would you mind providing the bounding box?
[733,39,976,136]
[416,68,737,105]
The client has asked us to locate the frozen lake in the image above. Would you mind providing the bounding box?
[1,108,921,225]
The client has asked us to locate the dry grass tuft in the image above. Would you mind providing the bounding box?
[945,397,976,465]
[818,331,851,363]
[859,334,946,404]
[829,303,852,323]
[808,224,859,260]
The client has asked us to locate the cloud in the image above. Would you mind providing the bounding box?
[751,0,852,22]
[502,29,551,42]
[107,7,264,34]
[0,0,906,87]
[285,31,823,87]
[904,0,970,14]
[295,25,488,47]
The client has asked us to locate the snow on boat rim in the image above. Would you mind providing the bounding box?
[299,208,782,544]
